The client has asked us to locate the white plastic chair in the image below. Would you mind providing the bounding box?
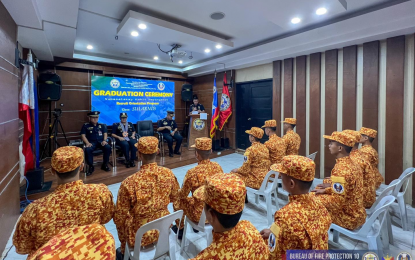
[307,151,318,161]
[124,210,183,260]
[330,195,395,257]
[180,207,213,254]
[246,170,280,225]
[376,167,415,231]
[366,179,400,245]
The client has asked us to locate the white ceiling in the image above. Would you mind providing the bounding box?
[3,0,415,76]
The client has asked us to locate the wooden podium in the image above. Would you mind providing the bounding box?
[188,114,209,150]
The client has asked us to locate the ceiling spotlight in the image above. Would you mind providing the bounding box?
[131,31,139,37]
[205,48,211,53]
[138,23,147,29]
[153,56,159,60]
[178,60,183,64]
[215,44,222,49]
[87,45,93,50]
[291,17,301,24]
[316,8,327,15]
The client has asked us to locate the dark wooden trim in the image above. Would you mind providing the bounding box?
[385,36,405,184]
[309,53,321,176]
[363,41,380,150]
[272,61,282,136]
[324,49,338,177]
[296,56,306,156]
[284,58,294,119]
[342,45,357,130]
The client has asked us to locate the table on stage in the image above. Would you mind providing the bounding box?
[188,114,209,150]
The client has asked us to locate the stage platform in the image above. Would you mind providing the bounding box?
[24,148,235,201]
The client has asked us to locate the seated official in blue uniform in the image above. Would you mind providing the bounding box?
[111,113,137,168]
[189,95,205,114]
[157,110,183,157]
[80,111,112,176]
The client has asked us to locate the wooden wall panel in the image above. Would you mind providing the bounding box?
[324,49,338,177]
[272,61,282,136]
[284,58,294,119]
[295,56,306,156]
[309,53,321,175]
[342,45,357,130]
[385,36,405,183]
[363,41,380,150]
[0,2,20,253]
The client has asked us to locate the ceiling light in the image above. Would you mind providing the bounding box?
[178,60,183,64]
[153,56,159,60]
[131,31,139,37]
[87,45,93,50]
[316,8,327,15]
[291,17,301,24]
[210,12,225,20]
[138,23,147,29]
[216,44,222,49]
[205,48,211,53]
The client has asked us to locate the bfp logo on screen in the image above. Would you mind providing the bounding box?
[110,79,120,89]
[157,82,165,91]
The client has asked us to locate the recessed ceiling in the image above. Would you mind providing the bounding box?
[3,0,414,76]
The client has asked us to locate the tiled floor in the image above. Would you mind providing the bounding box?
[2,153,415,259]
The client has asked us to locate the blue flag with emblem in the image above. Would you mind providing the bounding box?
[210,76,220,138]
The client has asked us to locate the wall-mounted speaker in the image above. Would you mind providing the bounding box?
[181,83,193,102]
[38,73,62,101]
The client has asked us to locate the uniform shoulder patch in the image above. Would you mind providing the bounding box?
[84,123,88,125]
[332,182,345,194]
[268,223,280,253]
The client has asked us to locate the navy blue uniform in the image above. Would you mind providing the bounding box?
[158,118,182,154]
[112,122,137,162]
[190,103,205,112]
[80,122,111,166]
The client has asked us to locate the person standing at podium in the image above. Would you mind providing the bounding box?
[157,111,183,157]
[189,95,205,113]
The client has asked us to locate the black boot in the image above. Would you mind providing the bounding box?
[116,247,124,260]
[101,163,110,172]
[169,152,173,157]
[171,225,184,239]
[86,165,94,176]
[129,160,135,167]
[174,151,181,155]
[125,161,130,168]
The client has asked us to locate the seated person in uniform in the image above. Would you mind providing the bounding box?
[190,95,205,114]
[111,112,137,168]
[260,155,331,260]
[172,137,224,238]
[262,119,287,165]
[231,127,271,190]
[157,110,183,157]
[28,224,115,260]
[190,174,269,259]
[282,118,301,155]
[359,127,384,188]
[13,146,114,257]
[311,131,366,230]
[81,111,112,176]
[114,136,180,259]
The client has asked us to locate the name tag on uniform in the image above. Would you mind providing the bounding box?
[98,130,102,136]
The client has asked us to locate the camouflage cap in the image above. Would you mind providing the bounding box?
[262,120,277,128]
[360,127,377,139]
[191,137,212,150]
[28,224,115,260]
[282,118,297,125]
[245,127,264,139]
[342,129,361,143]
[135,136,159,154]
[270,155,315,182]
[193,174,246,215]
[323,131,355,147]
[51,146,84,173]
